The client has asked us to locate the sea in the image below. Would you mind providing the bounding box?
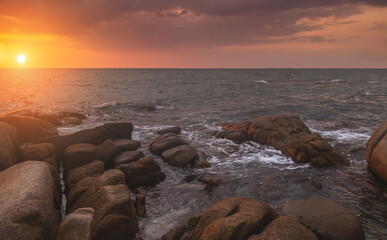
[0,68,386,239]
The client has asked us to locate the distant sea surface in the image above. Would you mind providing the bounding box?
[1,69,386,239]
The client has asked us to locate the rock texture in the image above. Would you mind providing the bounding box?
[57,207,95,240]
[0,122,22,171]
[23,143,58,170]
[221,116,349,167]
[0,161,60,240]
[148,133,188,155]
[161,145,199,167]
[215,130,247,144]
[278,198,365,240]
[366,120,387,182]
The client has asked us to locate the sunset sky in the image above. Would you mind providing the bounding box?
[1,0,387,68]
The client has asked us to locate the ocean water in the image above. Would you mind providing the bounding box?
[0,68,386,239]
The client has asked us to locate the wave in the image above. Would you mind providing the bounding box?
[318,79,345,83]
[255,80,268,84]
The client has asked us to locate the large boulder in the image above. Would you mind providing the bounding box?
[187,197,278,240]
[0,115,58,143]
[57,207,95,240]
[148,133,188,155]
[37,123,133,155]
[113,150,145,167]
[65,160,105,191]
[248,216,318,240]
[161,145,199,167]
[278,198,365,240]
[366,120,387,182]
[112,139,141,152]
[0,161,60,240]
[0,122,22,171]
[22,143,58,169]
[119,157,166,189]
[221,116,348,167]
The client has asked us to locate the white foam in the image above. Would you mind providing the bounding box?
[311,128,371,143]
[255,80,268,84]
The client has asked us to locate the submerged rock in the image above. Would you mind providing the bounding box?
[278,198,365,240]
[366,120,387,182]
[157,126,182,135]
[0,122,22,171]
[57,207,95,240]
[193,151,211,168]
[221,116,349,167]
[148,133,188,155]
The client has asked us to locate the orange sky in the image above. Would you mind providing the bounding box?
[0,1,386,68]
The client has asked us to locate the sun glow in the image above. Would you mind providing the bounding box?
[17,54,26,63]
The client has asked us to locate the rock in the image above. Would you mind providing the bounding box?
[96,139,120,168]
[0,115,58,143]
[37,122,133,156]
[57,207,95,240]
[135,194,146,217]
[148,133,188,155]
[215,130,247,144]
[187,215,201,230]
[221,116,349,167]
[0,122,22,171]
[366,120,387,182]
[248,216,318,240]
[58,111,87,119]
[198,176,221,186]
[0,161,60,240]
[60,117,82,126]
[22,143,58,169]
[187,197,278,240]
[157,126,182,135]
[193,151,211,168]
[161,145,198,167]
[162,225,187,240]
[67,176,99,208]
[69,169,125,213]
[113,139,141,152]
[37,112,60,126]
[113,151,145,166]
[66,160,105,191]
[121,157,166,189]
[278,198,365,240]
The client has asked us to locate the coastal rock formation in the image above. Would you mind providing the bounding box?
[157,126,182,135]
[220,115,349,167]
[187,197,278,240]
[215,130,247,144]
[65,160,105,192]
[113,150,145,167]
[23,143,58,169]
[366,120,387,182]
[148,132,188,155]
[57,207,95,240]
[0,122,22,171]
[0,115,58,143]
[37,122,133,155]
[0,161,60,240]
[278,198,365,240]
[112,139,141,152]
[248,216,318,240]
[161,145,199,167]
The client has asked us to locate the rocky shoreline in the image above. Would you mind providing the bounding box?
[0,109,385,240]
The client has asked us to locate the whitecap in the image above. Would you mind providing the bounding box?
[255,80,268,84]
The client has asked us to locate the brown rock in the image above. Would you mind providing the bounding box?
[113,139,141,152]
[215,130,247,144]
[63,143,98,173]
[57,207,95,240]
[135,193,146,217]
[157,126,182,135]
[0,161,60,240]
[187,215,201,230]
[162,225,187,240]
[96,139,120,168]
[67,176,98,209]
[193,151,211,168]
[0,122,22,171]
[113,150,145,166]
[187,197,278,240]
[148,133,188,155]
[161,145,198,167]
[122,157,166,189]
[278,198,365,240]
[366,120,387,182]
[23,143,57,169]
[248,216,318,240]
[0,115,58,143]
[66,160,105,191]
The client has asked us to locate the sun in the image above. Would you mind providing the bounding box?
[17,54,26,64]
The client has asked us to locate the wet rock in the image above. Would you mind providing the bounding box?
[0,161,60,240]
[148,133,188,155]
[135,193,146,217]
[187,215,201,230]
[162,225,187,240]
[66,160,105,191]
[113,139,141,152]
[0,122,22,171]
[248,216,318,240]
[187,197,278,240]
[60,117,82,126]
[157,126,182,135]
[113,150,145,166]
[58,111,87,120]
[278,198,365,240]
[23,143,57,169]
[120,157,166,189]
[38,122,133,155]
[57,207,95,240]
[215,130,247,144]
[221,116,349,167]
[0,115,58,143]
[366,120,387,182]
[161,145,198,167]
[193,151,211,168]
